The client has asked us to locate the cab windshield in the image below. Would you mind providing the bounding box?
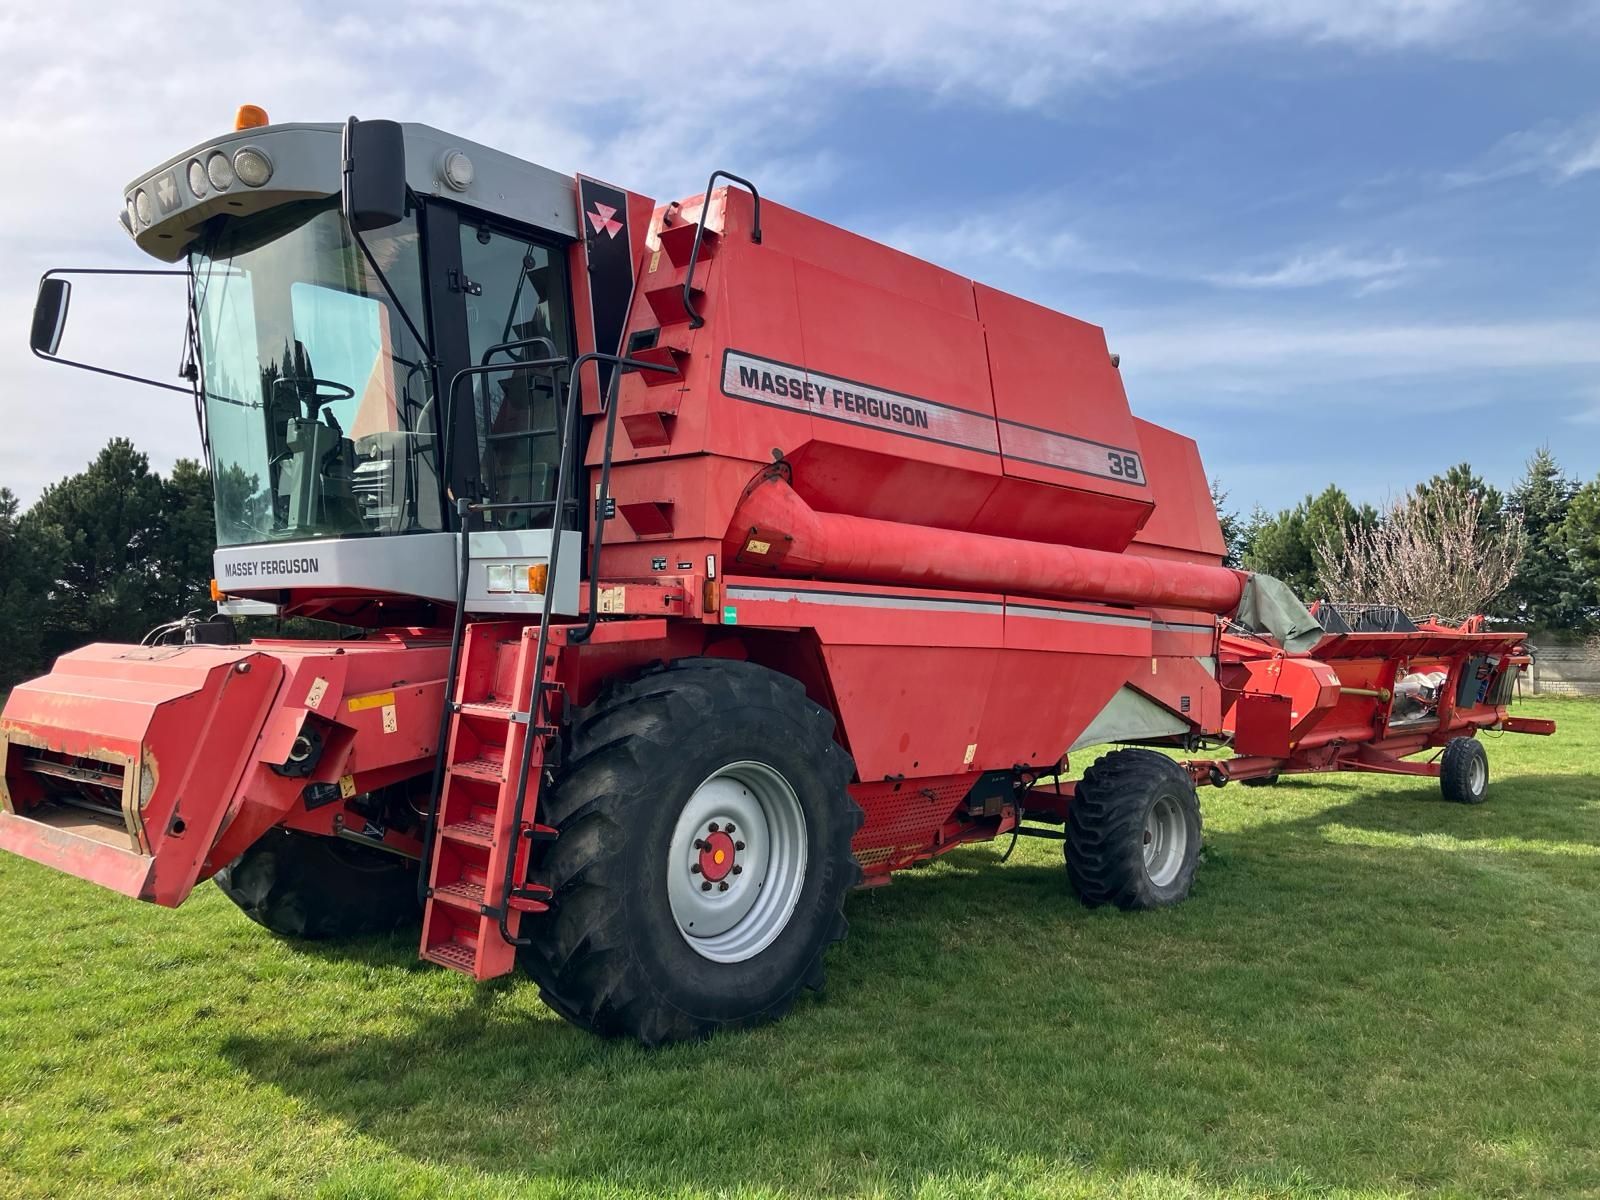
[189,199,442,545]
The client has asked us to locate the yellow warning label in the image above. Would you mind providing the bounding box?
[649,248,661,273]
[381,704,398,734]
[347,690,397,713]
[745,538,771,555]
[338,774,357,799]
[305,677,329,708]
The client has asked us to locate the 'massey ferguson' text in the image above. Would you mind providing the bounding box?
[221,557,320,579]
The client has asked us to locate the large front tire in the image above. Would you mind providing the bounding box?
[1066,748,1202,909]
[518,659,861,1045]
[214,829,419,939]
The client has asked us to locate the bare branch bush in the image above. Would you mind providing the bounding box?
[1314,484,1526,624]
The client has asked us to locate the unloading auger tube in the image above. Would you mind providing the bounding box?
[724,469,1248,614]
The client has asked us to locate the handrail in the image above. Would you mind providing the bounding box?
[414,348,677,932]
[493,349,677,946]
[441,354,569,513]
[417,492,477,908]
[479,335,560,366]
[683,170,762,330]
[418,353,570,906]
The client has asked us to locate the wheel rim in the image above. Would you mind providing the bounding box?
[1469,754,1487,796]
[1143,794,1188,888]
[667,760,808,963]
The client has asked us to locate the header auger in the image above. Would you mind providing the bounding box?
[2,109,1554,1043]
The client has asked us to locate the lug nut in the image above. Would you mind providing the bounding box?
[691,864,702,874]
[725,822,736,834]
[701,881,712,892]
[734,841,745,851]
[731,865,742,875]
[707,822,720,833]
[694,838,706,850]
[718,881,729,891]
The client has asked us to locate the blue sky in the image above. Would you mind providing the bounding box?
[2,0,1596,515]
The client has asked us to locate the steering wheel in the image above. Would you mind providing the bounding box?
[273,377,355,419]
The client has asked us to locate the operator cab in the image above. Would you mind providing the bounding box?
[74,115,605,623]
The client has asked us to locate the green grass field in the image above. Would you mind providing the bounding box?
[1,696,1596,1199]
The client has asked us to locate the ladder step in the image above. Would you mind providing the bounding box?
[450,755,504,782]
[658,220,717,268]
[431,876,487,911]
[507,884,553,914]
[423,938,479,973]
[626,343,687,388]
[645,281,702,327]
[440,818,496,846]
[458,700,524,721]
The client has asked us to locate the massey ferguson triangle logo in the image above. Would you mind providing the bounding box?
[587,201,623,238]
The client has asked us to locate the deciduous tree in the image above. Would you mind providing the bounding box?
[1314,483,1525,624]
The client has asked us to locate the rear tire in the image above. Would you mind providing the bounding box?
[214,829,419,939]
[1066,748,1202,909]
[1440,736,1489,804]
[518,659,861,1045]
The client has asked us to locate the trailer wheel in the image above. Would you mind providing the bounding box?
[214,829,419,939]
[518,659,861,1045]
[1440,736,1489,804]
[1066,748,1202,909]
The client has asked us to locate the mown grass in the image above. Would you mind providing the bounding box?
[1,696,1596,1199]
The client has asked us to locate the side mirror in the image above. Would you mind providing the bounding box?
[341,117,408,233]
[30,277,70,357]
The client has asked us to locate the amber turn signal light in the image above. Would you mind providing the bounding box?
[234,104,270,131]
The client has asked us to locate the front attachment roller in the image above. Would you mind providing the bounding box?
[517,659,863,1045]
[1066,748,1202,909]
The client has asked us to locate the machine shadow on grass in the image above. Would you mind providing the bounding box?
[1247,771,1600,851]
[218,767,1600,1197]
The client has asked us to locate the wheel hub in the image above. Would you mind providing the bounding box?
[667,761,808,964]
[698,829,738,882]
[1142,794,1188,888]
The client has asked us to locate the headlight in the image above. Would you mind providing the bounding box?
[134,189,152,226]
[187,160,208,198]
[232,147,272,187]
[206,152,234,191]
[440,148,474,191]
[126,197,139,230]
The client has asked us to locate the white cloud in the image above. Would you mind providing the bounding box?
[1570,386,1600,426]
[1202,247,1419,292]
[1446,114,1600,187]
[1114,317,1600,379]
[0,0,1589,500]
[881,206,1423,298]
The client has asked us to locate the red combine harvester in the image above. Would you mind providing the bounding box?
[3,112,1554,1043]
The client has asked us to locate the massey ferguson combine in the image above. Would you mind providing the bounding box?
[3,110,1555,1043]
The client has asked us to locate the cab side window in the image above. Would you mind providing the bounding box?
[459,224,572,529]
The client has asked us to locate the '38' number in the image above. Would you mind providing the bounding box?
[1106,452,1141,481]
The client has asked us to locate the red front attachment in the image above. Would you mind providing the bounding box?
[0,644,282,906]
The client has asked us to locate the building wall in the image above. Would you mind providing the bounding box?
[1528,638,1600,697]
